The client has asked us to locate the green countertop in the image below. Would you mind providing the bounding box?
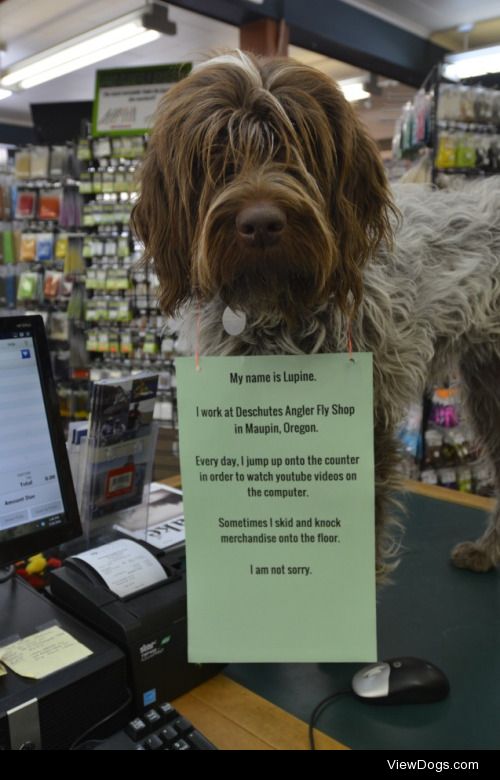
[226,492,500,750]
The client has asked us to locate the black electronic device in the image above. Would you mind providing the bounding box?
[31,101,93,144]
[90,701,217,750]
[0,315,82,569]
[351,657,450,704]
[0,577,128,750]
[50,544,223,713]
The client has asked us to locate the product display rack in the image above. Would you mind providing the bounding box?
[392,64,500,183]
[1,144,89,426]
[0,152,15,309]
[2,137,182,474]
[77,133,181,477]
[432,76,500,181]
[399,381,495,497]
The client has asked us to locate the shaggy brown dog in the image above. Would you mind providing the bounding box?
[133,52,394,321]
[132,51,500,581]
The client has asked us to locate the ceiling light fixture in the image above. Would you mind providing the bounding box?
[443,44,500,80]
[339,78,371,102]
[0,88,12,101]
[0,2,176,92]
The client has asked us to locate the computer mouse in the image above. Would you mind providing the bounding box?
[351,657,450,704]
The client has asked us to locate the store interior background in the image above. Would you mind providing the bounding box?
[2,0,500,491]
[4,1,500,156]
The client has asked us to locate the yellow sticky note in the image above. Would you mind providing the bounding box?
[0,626,92,679]
[0,662,7,677]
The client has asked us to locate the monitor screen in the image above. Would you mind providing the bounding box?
[0,315,82,567]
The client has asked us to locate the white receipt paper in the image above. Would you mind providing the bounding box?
[73,539,167,598]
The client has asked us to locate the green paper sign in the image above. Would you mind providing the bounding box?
[176,354,376,663]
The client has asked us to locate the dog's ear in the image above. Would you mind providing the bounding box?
[131,139,192,316]
[264,59,396,313]
[327,95,395,313]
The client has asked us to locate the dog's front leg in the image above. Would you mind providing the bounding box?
[451,350,500,572]
[374,419,404,584]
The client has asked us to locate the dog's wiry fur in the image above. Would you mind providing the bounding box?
[132,51,500,581]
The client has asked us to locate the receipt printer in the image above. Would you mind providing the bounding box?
[50,541,223,712]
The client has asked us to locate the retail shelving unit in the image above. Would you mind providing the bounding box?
[2,138,181,475]
[77,132,181,477]
[1,144,89,425]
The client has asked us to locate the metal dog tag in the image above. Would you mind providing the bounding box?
[222,306,246,336]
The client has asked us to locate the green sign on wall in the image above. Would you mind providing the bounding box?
[92,63,191,136]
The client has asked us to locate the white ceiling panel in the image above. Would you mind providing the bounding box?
[342,0,500,36]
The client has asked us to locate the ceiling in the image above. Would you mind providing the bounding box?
[0,1,241,125]
[342,0,500,37]
[0,0,499,146]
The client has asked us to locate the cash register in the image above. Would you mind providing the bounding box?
[0,315,128,750]
[0,315,218,749]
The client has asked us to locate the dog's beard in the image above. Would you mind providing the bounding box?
[193,182,337,321]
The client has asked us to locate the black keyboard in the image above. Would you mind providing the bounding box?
[93,702,217,750]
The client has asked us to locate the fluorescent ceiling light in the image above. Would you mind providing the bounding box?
[339,79,371,102]
[0,88,12,101]
[443,44,500,80]
[2,23,157,87]
[19,29,161,89]
[0,3,175,91]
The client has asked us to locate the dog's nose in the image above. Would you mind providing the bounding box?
[236,202,286,248]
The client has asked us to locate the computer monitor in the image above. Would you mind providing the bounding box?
[0,315,82,567]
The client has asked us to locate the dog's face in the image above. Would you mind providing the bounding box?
[132,51,393,320]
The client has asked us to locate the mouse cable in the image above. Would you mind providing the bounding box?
[0,566,15,583]
[69,690,133,750]
[309,689,352,750]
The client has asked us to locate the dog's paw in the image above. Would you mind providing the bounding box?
[451,541,495,572]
